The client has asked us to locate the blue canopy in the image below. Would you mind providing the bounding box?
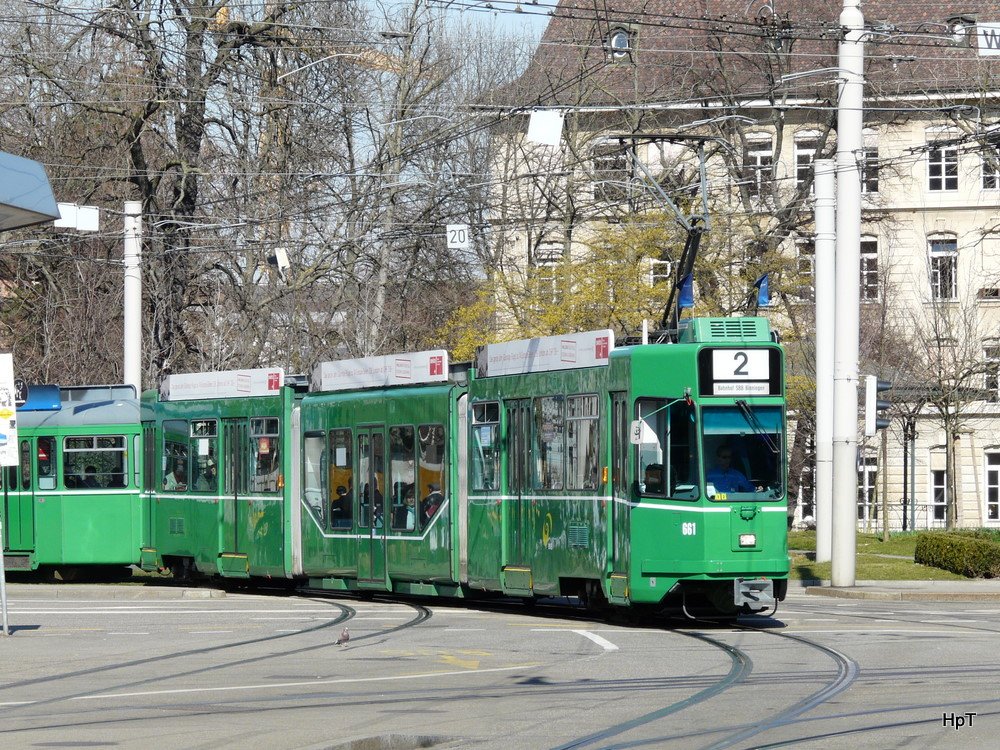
[0,152,59,231]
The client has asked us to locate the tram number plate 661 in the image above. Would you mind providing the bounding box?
[681,522,697,536]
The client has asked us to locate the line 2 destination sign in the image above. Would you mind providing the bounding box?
[697,347,782,397]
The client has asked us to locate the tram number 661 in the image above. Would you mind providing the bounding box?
[681,522,697,536]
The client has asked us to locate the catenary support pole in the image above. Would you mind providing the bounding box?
[814,159,836,563]
[123,202,142,394]
[831,0,864,587]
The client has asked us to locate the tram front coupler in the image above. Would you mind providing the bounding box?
[734,577,776,612]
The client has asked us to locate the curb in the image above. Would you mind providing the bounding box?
[803,586,1000,602]
[1,584,227,600]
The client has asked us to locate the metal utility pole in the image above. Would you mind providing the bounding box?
[814,159,836,563]
[831,0,864,587]
[123,202,142,394]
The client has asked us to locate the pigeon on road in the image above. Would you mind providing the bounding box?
[336,627,350,647]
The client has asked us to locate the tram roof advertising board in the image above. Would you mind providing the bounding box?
[159,368,284,401]
[475,330,614,377]
[312,350,449,392]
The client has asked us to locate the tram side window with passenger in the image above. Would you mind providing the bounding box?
[635,397,699,499]
[163,420,189,491]
[251,418,281,493]
[190,420,218,493]
[63,435,128,490]
[389,425,416,532]
[329,429,353,528]
[418,424,446,523]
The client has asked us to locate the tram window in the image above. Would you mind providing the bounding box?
[418,424,445,523]
[64,435,127,490]
[390,426,416,531]
[534,396,565,490]
[190,421,218,493]
[358,433,386,528]
[471,402,500,491]
[702,405,783,500]
[37,436,56,490]
[567,395,600,490]
[303,432,327,527]
[20,440,30,489]
[250,417,281,493]
[635,399,698,500]
[163,420,189,491]
[329,429,353,527]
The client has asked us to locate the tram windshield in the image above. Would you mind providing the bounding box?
[701,403,783,500]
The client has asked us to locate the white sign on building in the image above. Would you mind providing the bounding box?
[312,350,449,392]
[446,224,470,250]
[977,23,1000,56]
[160,368,285,401]
[0,354,18,467]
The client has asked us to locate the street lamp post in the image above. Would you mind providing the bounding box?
[831,0,865,587]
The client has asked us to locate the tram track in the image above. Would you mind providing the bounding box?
[697,627,859,750]
[548,629,754,750]
[0,593,430,732]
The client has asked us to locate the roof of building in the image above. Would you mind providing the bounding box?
[501,1,999,109]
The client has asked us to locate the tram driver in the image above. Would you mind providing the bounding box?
[706,445,754,493]
[642,463,664,494]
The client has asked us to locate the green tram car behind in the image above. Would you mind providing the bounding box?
[2,385,144,575]
[140,318,789,616]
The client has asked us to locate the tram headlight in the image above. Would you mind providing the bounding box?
[739,533,757,548]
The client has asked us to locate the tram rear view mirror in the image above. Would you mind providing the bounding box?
[629,420,642,445]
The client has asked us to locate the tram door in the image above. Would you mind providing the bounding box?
[357,427,388,589]
[608,392,630,602]
[221,420,250,560]
[503,399,532,592]
[2,439,35,555]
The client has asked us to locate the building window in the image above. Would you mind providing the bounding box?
[862,147,879,193]
[987,346,1000,402]
[743,136,773,199]
[794,137,818,188]
[857,455,877,524]
[860,238,879,301]
[929,237,958,300]
[984,146,1000,190]
[928,143,959,191]
[795,238,815,301]
[593,143,631,201]
[649,258,671,286]
[931,468,947,523]
[987,453,1000,521]
[606,27,634,62]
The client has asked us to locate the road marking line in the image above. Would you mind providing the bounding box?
[107,632,150,636]
[275,629,302,633]
[572,630,619,651]
[72,663,542,701]
[0,701,37,706]
[188,630,234,634]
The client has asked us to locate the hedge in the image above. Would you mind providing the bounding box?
[914,532,1000,578]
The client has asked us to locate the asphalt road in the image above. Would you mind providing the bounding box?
[0,585,997,749]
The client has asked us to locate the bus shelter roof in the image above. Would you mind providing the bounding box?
[0,151,59,232]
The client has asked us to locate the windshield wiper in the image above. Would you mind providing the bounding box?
[735,399,779,455]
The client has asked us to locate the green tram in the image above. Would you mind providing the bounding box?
[142,317,788,615]
[139,369,306,579]
[1,385,144,574]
